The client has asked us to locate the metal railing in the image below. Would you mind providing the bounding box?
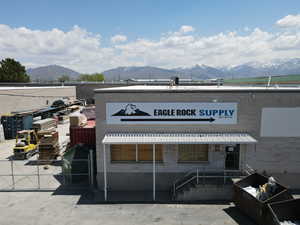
[172,166,254,198]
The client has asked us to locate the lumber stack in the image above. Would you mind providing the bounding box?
[38,130,59,162]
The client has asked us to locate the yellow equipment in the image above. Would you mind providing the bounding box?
[13,130,39,159]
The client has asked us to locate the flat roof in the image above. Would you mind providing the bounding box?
[94,85,300,93]
[0,86,75,91]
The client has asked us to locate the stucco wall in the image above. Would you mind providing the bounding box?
[0,86,76,115]
[95,90,300,189]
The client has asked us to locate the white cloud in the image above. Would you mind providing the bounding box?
[276,14,300,28]
[1,17,300,73]
[179,25,195,34]
[111,34,127,43]
[244,26,250,32]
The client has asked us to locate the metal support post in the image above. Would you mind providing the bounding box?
[88,154,91,185]
[173,183,176,198]
[89,149,94,188]
[62,156,66,185]
[153,144,156,201]
[37,163,40,189]
[11,160,15,190]
[196,168,199,184]
[203,167,205,186]
[103,144,107,201]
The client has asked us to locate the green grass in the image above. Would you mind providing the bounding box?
[224,74,300,84]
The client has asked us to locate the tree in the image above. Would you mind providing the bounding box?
[57,75,70,83]
[78,73,105,82]
[0,58,30,82]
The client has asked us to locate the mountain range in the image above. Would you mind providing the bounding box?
[27,65,80,81]
[26,58,300,81]
[102,58,300,80]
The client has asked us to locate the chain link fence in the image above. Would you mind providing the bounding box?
[0,156,93,191]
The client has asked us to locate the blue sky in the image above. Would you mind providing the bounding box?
[1,0,299,42]
[0,0,300,72]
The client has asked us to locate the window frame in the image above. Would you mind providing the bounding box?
[110,144,164,163]
[177,144,209,163]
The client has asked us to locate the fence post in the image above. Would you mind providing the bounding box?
[203,167,205,186]
[62,157,66,186]
[90,150,94,188]
[88,154,91,186]
[88,149,94,188]
[10,160,15,190]
[37,162,40,189]
[196,168,199,184]
[173,183,175,198]
[224,171,226,185]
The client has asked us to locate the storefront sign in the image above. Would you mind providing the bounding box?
[106,102,237,124]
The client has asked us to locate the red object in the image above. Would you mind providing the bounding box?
[69,120,96,147]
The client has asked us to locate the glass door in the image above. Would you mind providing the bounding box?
[225,144,240,170]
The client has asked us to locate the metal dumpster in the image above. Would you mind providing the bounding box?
[233,173,293,225]
[268,199,300,225]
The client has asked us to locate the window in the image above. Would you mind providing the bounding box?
[111,144,136,161]
[138,144,163,162]
[110,144,163,162]
[178,144,208,162]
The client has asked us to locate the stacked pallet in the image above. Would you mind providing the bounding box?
[38,130,59,162]
[33,118,56,132]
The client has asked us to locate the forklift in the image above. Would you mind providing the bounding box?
[13,130,39,159]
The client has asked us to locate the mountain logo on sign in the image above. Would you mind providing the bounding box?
[112,104,151,116]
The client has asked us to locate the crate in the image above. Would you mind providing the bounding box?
[233,173,293,225]
[268,199,300,225]
[38,130,59,144]
[1,115,33,139]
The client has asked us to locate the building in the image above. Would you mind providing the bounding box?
[95,85,300,201]
[0,86,76,116]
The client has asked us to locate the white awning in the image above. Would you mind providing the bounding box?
[102,133,257,144]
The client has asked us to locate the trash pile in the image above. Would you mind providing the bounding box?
[280,221,300,225]
[243,176,277,201]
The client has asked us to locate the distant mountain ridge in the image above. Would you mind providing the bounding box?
[27,65,80,81]
[26,58,300,81]
[102,66,183,80]
[102,58,300,80]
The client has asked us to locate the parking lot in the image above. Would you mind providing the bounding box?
[1,122,299,225]
[0,191,257,225]
[0,121,256,225]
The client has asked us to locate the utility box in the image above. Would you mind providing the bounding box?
[233,173,293,225]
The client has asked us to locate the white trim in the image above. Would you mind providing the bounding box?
[103,144,107,201]
[102,133,257,144]
[153,144,156,201]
